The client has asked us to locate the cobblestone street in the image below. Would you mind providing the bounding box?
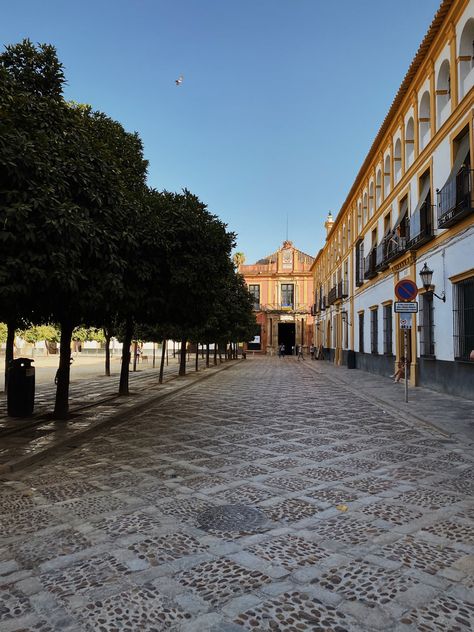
[1,357,473,631]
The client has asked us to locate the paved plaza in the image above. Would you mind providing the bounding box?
[1,357,473,631]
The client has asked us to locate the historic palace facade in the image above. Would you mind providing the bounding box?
[311,0,474,398]
[239,241,314,354]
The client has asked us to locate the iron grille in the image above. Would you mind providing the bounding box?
[359,312,365,353]
[453,276,474,360]
[371,308,378,354]
[419,293,435,356]
[383,304,392,355]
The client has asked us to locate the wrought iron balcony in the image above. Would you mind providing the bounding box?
[364,248,377,279]
[375,233,408,270]
[438,166,474,229]
[407,201,434,248]
[337,280,349,299]
[327,286,337,305]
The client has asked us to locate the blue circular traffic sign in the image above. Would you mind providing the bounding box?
[395,279,418,301]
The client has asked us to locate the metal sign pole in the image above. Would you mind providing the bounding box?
[404,329,408,403]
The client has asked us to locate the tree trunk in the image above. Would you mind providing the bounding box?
[152,342,156,369]
[206,343,210,368]
[195,343,199,372]
[218,343,223,364]
[119,319,133,395]
[179,339,187,376]
[213,344,217,365]
[159,339,166,383]
[4,319,16,392]
[132,340,138,372]
[53,319,74,420]
[104,328,111,377]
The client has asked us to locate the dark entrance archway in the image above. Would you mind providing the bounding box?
[278,322,295,354]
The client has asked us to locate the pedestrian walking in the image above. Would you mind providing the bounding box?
[279,343,285,358]
[297,344,304,361]
[309,344,315,360]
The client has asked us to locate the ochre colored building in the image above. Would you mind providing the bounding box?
[239,241,314,354]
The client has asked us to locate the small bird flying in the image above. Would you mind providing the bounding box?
[175,75,183,86]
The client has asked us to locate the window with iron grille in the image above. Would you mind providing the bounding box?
[355,240,364,286]
[453,276,474,360]
[383,304,392,354]
[248,284,260,309]
[371,308,378,354]
[419,293,435,356]
[359,312,365,353]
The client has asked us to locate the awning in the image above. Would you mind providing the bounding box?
[411,176,431,218]
[393,197,409,231]
[443,132,470,187]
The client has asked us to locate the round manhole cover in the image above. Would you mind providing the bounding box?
[197,504,267,532]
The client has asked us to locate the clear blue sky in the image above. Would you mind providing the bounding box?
[2,0,440,263]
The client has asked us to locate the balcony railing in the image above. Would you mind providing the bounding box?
[327,286,337,305]
[376,233,408,270]
[438,166,474,229]
[407,201,434,249]
[337,279,349,299]
[262,303,311,314]
[364,248,377,279]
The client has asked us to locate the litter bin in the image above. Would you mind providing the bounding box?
[7,358,35,417]
[347,350,356,370]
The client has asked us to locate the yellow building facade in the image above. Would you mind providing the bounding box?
[239,241,314,354]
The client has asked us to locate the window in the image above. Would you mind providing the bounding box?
[248,285,260,310]
[453,276,474,360]
[281,283,294,308]
[371,308,378,354]
[420,293,435,356]
[355,240,364,286]
[359,312,365,353]
[383,304,393,355]
[419,91,431,150]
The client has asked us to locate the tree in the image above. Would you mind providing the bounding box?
[0,40,149,416]
[0,40,67,389]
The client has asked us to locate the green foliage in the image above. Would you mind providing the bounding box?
[18,324,59,344]
[0,323,7,343]
[72,327,105,343]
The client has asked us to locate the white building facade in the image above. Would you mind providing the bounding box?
[313,0,474,398]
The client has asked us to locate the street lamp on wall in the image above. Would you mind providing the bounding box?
[419,263,446,302]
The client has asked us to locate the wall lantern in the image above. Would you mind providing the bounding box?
[419,263,446,302]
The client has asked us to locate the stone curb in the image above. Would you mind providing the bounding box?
[0,360,242,475]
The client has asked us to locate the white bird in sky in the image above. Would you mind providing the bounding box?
[175,75,183,86]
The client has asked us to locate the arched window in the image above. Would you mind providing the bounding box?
[384,154,391,197]
[394,138,402,183]
[375,169,382,207]
[419,90,431,150]
[436,59,451,127]
[405,117,415,167]
[363,192,368,224]
[357,202,362,232]
[369,181,374,217]
[459,19,474,100]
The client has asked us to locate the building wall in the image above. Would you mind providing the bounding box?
[312,0,474,398]
[240,241,315,353]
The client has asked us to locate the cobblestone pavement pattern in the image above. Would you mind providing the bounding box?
[1,357,473,631]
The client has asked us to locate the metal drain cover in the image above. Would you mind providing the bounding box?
[197,504,267,532]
